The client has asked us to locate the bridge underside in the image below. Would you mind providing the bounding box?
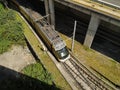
[27,0,120,61]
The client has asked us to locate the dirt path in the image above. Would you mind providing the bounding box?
[0,45,36,72]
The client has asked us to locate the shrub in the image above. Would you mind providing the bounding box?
[22,63,53,85]
[0,39,11,54]
[0,3,25,53]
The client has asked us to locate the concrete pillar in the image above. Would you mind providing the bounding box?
[44,0,55,28]
[49,0,55,27]
[44,0,50,23]
[84,14,100,48]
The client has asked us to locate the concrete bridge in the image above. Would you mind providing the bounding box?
[43,0,120,48]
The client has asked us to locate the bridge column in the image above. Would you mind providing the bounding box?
[49,0,55,27]
[44,0,50,23]
[44,0,55,27]
[84,14,100,48]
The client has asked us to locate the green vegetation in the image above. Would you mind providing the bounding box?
[18,63,60,90]
[0,3,25,54]
[0,63,60,90]
[22,63,53,85]
[0,3,60,90]
[16,11,72,90]
[0,3,71,90]
[60,33,120,86]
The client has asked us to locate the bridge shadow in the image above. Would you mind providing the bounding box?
[54,4,120,62]
[0,65,60,90]
[8,0,120,62]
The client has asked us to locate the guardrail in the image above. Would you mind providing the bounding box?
[92,0,120,9]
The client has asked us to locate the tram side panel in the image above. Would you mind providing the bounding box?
[20,6,53,51]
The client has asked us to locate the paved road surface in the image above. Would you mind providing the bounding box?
[98,0,120,8]
[103,0,120,6]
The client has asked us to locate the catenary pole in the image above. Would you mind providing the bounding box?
[44,0,50,23]
[72,20,77,52]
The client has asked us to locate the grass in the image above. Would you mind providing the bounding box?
[16,12,72,90]
[1,1,119,88]
[0,3,71,89]
[60,33,120,86]
[21,63,53,85]
[0,63,60,90]
[0,3,25,54]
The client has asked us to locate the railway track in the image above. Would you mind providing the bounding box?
[9,0,119,89]
[62,56,116,90]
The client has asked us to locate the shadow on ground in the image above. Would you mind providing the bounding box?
[0,65,60,90]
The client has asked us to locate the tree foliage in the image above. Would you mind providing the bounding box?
[22,63,53,85]
[0,3,25,54]
[0,63,60,90]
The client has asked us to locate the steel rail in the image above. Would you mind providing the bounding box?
[62,56,117,90]
[9,0,119,89]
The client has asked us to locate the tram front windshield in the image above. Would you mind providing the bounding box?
[56,47,69,59]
